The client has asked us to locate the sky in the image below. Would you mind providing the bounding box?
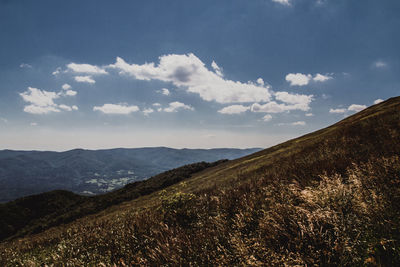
[0,0,399,151]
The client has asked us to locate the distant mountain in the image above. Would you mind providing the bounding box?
[0,160,226,241]
[0,147,261,202]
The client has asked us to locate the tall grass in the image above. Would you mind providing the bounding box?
[1,155,399,266]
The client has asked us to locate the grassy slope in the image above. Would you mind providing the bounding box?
[1,96,400,265]
[0,160,226,241]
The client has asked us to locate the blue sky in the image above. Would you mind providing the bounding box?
[0,0,399,150]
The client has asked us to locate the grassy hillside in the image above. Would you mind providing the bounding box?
[0,160,226,241]
[1,97,400,266]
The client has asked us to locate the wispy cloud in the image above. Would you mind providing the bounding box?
[218,105,249,114]
[272,0,291,6]
[163,101,194,112]
[373,60,388,68]
[157,88,170,96]
[19,63,32,69]
[285,73,333,86]
[93,103,140,114]
[67,63,108,75]
[74,75,95,84]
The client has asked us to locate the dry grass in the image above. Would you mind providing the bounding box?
[1,97,400,266]
[1,156,399,266]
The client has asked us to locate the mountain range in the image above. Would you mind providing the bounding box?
[0,147,261,202]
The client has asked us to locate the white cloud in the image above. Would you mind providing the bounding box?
[313,73,332,82]
[278,121,306,126]
[251,92,312,114]
[211,61,223,77]
[329,108,347,114]
[158,88,170,96]
[58,104,73,111]
[20,87,59,108]
[30,122,38,126]
[152,103,161,107]
[256,78,264,85]
[348,104,367,112]
[143,108,154,116]
[374,99,384,105]
[292,121,306,126]
[0,117,8,123]
[163,101,194,112]
[272,0,291,6]
[23,105,60,114]
[286,73,332,86]
[218,105,249,114]
[275,91,313,107]
[62,83,71,90]
[20,63,32,68]
[65,90,77,96]
[93,103,140,114]
[67,63,108,74]
[285,73,312,86]
[251,102,301,113]
[109,53,272,104]
[305,113,313,117]
[52,67,62,76]
[74,76,95,84]
[262,114,272,122]
[374,61,387,68]
[59,104,78,111]
[19,87,77,114]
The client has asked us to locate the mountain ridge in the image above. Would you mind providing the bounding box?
[0,147,261,202]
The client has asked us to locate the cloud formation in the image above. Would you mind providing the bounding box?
[20,63,32,69]
[158,88,170,96]
[74,76,95,84]
[262,114,272,122]
[20,87,59,108]
[373,61,387,68]
[62,84,71,90]
[329,108,346,114]
[330,103,368,115]
[218,105,249,114]
[211,61,223,77]
[285,73,312,86]
[285,73,332,86]
[67,63,108,75]
[272,0,291,6]
[143,108,154,116]
[374,99,384,104]
[250,92,313,113]
[93,104,140,114]
[163,101,194,112]
[19,87,78,114]
[109,53,272,104]
[64,90,77,96]
[348,104,367,112]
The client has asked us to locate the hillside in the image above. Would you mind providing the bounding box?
[0,147,260,202]
[0,160,226,241]
[1,97,400,266]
